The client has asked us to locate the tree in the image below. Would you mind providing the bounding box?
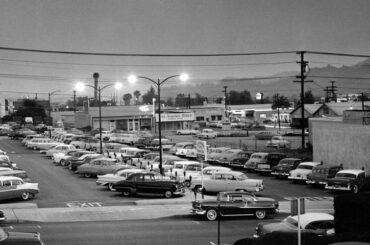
[272,94,291,109]
[123,93,132,106]
[304,90,315,104]
[228,90,255,105]
[193,93,207,106]
[133,90,141,105]
[11,99,47,123]
[141,87,156,104]
[175,93,187,107]
[166,98,174,107]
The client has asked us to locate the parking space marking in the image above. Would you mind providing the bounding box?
[283,196,333,201]
[66,201,103,208]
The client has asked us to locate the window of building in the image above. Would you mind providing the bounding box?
[196,116,204,121]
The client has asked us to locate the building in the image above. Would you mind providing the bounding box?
[310,109,370,173]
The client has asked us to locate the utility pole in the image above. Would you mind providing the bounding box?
[188,93,191,109]
[294,51,312,150]
[275,94,281,129]
[330,81,337,102]
[362,92,365,111]
[73,90,76,113]
[223,86,228,119]
[324,86,331,102]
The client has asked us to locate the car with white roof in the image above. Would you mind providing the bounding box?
[0,176,39,201]
[325,169,366,194]
[190,170,264,193]
[46,144,76,158]
[288,162,322,183]
[254,212,335,238]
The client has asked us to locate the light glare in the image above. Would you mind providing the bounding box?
[179,73,189,82]
[75,82,85,91]
[128,75,137,83]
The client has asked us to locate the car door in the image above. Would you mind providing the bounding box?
[136,174,154,194]
[220,193,245,215]
[0,179,16,200]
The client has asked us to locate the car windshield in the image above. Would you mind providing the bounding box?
[297,165,313,170]
[237,174,248,180]
[335,172,356,179]
[279,160,293,166]
[185,164,201,171]
[283,216,298,227]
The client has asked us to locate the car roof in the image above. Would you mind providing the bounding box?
[299,162,321,166]
[174,161,201,165]
[203,166,231,170]
[0,176,23,181]
[289,212,334,227]
[337,169,365,175]
[313,164,342,169]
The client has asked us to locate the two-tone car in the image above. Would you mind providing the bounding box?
[325,169,366,194]
[191,191,279,221]
[271,158,302,178]
[254,212,334,238]
[0,176,39,201]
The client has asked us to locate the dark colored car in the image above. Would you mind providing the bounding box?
[0,227,44,244]
[191,191,279,221]
[271,158,302,178]
[229,157,250,170]
[325,169,366,194]
[255,153,287,175]
[306,164,343,186]
[112,172,185,198]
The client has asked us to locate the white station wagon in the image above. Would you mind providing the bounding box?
[0,176,39,201]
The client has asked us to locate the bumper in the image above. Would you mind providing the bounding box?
[325,185,350,191]
[271,172,289,176]
[173,189,186,195]
[190,209,206,215]
[288,176,308,181]
[96,181,109,186]
[306,180,327,185]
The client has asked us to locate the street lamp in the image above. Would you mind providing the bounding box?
[48,90,61,138]
[127,73,189,175]
[75,81,122,153]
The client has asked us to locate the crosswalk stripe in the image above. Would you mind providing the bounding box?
[283,196,333,201]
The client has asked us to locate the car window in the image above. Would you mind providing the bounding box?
[143,174,154,181]
[11,179,22,186]
[2,180,11,187]
[305,220,334,230]
[215,173,223,180]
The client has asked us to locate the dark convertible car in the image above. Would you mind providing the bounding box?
[191,191,279,221]
[112,172,186,198]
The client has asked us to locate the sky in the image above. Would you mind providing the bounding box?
[0,0,369,102]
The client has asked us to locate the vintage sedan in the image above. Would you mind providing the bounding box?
[96,168,146,191]
[271,158,302,178]
[288,162,322,183]
[0,227,44,244]
[254,212,334,238]
[191,191,279,221]
[112,172,185,198]
[216,149,252,166]
[68,153,104,171]
[77,158,134,178]
[190,171,264,193]
[53,150,91,166]
[325,169,366,194]
[0,176,39,201]
[46,144,76,158]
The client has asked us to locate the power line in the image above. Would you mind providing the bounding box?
[0,46,297,57]
[307,51,370,58]
[308,75,370,80]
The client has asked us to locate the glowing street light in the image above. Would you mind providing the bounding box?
[127,73,189,175]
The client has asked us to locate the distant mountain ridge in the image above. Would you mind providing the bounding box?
[162,58,370,100]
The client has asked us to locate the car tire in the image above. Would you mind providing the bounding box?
[352,185,359,194]
[108,184,116,191]
[255,210,266,220]
[206,209,218,221]
[21,192,30,200]
[164,190,173,198]
[60,159,66,166]
[122,190,131,197]
[84,173,92,178]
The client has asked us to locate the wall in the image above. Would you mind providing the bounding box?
[311,118,370,174]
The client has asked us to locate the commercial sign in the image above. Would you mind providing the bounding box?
[156,113,195,122]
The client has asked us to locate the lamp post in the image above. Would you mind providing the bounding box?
[48,90,61,138]
[76,81,122,153]
[128,74,189,175]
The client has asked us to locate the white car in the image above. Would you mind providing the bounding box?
[167,161,202,183]
[190,170,264,193]
[176,129,199,135]
[266,136,290,148]
[197,129,217,139]
[46,144,76,158]
[288,162,322,183]
[175,144,196,158]
[96,168,146,191]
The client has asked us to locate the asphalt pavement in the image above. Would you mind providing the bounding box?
[0,192,334,223]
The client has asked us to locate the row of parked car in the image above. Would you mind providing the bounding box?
[169,141,369,194]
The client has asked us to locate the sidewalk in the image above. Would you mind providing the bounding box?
[0,194,334,223]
